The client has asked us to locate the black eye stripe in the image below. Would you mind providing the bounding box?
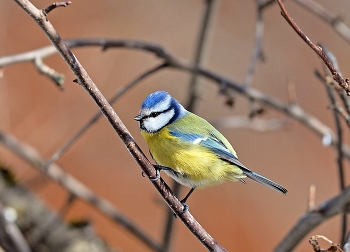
[144,107,173,119]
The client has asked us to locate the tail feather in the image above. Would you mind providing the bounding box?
[243,170,288,195]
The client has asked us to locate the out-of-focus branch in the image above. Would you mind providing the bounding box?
[274,184,350,252]
[0,203,31,252]
[12,1,227,251]
[317,44,347,245]
[0,176,112,252]
[309,235,344,252]
[1,38,349,160]
[212,116,288,131]
[34,57,65,88]
[292,0,350,43]
[276,0,350,95]
[0,130,161,252]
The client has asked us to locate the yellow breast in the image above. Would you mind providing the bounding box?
[141,126,243,188]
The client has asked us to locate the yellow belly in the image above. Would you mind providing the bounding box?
[141,127,244,188]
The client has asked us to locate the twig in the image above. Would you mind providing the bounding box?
[274,184,350,251]
[34,57,65,89]
[185,0,215,111]
[309,235,344,252]
[319,44,350,123]
[0,130,161,252]
[319,45,347,245]
[307,184,316,212]
[42,1,71,16]
[45,62,166,166]
[276,0,350,95]
[12,1,227,251]
[324,75,347,246]
[292,0,350,43]
[314,70,350,126]
[243,0,265,87]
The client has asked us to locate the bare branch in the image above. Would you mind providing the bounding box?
[12,0,227,251]
[34,57,65,89]
[42,1,72,16]
[292,0,350,43]
[276,0,350,95]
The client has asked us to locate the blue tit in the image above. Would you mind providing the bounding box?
[134,91,287,210]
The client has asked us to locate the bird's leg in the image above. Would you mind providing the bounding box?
[149,165,171,181]
[180,187,196,213]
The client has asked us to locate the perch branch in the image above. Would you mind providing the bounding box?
[12,0,227,251]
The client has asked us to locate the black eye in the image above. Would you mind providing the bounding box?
[150,112,160,118]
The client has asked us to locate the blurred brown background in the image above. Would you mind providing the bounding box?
[1,0,350,251]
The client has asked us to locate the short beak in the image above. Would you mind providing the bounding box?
[134,114,142,121]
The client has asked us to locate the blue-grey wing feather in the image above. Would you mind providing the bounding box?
[169,130,287,195]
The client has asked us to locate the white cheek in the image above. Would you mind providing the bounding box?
[143,109,175,132]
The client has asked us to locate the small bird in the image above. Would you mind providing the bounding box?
[134,91,287,211]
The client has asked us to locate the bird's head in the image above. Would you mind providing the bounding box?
[134,91,187,133]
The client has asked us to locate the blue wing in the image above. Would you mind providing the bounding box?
[169,131,243,166]
[169,131,288,194]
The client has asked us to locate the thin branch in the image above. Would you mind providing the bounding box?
[307,184,316,212]
[12,1,227,251]
[185,0,215,111]
[324,75,347,246]
[45,62,167,166]
[42,1,71,16]
[34,57,65,89]
[319,44,350,123]
[0,130,161,252]
[274,184,350,252]
[276,0,350,95]
[243,0,265,87]
[292,0,350,43]
[317,44,347,245]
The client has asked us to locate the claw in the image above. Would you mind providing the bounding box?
[150,169,160,181]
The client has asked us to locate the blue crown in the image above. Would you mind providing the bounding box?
[141,91,170,109]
